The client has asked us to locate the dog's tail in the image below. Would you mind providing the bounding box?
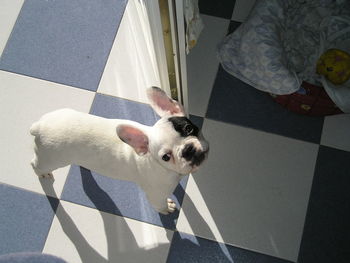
[30,121,40,136]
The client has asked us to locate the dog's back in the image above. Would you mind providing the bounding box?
[30,108,138,179]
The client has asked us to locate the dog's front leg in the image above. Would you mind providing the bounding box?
[166,198,176,213]
[150,196,175,215]
[145,188,177,215]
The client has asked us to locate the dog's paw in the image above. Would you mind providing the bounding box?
[155,199,177,215]
[38,173,54,180]
[167,198,176,213]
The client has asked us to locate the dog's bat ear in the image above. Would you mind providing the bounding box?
[116,125,149,155]
[147,86,185,117]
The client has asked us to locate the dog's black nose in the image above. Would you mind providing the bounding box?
[182,144,196,160]
[182,144,206,166]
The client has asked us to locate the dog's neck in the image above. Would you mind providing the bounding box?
[129,150,183,210]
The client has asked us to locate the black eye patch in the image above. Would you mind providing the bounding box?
[168,117,199,137]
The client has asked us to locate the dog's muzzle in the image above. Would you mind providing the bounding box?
[181,143,208,167]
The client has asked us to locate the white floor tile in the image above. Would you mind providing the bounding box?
[44,201,173,263]
[98,0,161,104]
[187,15,230,117]
[0,71,94,197]
[0,0,24,56]
[177,119,319,262]
[231,0,256,22]
[321,114,350,152]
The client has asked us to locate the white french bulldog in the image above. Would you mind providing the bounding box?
[30,87,209,214]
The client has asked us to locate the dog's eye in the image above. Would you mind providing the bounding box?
[184,124,193,135]
[162,153,171,162]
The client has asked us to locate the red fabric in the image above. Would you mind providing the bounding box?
[272,82,343,116]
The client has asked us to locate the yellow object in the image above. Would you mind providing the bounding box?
[316,49,350,85]
[301,104,311,111]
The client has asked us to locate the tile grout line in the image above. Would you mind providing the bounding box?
[0,69,154,108]
[0,69,97,93]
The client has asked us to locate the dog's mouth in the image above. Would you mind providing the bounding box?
[189,165,200,174]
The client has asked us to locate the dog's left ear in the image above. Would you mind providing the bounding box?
[147,86,185,117]
[117,125,149,155]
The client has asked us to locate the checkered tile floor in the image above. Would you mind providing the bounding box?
[1,0,349,262]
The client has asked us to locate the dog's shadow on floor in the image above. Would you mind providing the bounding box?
[40,167,235,263]
[40,167,173,263]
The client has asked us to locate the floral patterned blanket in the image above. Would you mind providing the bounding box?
[218,0,350,96]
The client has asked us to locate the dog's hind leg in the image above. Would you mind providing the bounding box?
[30,137,55,179]
[31,154,54,179]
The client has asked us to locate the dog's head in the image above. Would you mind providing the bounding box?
[117,87,209,175]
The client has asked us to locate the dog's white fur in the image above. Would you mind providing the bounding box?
[30,87,208,214]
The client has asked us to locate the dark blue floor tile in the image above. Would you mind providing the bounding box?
[189,115,204,130]
[206,66,324,143]
[0,0,127,91]
[198,0,236,19]
[0,184,59,255]
[62,94,189,229]
[167,232,292,263]
[298,146,350,263]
